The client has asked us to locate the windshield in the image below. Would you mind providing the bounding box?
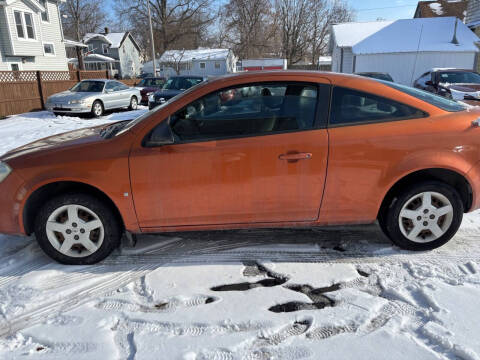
[71,81,105,93]
[379,80,467,112]
[163,77,204,90]
[438,71,480,84]
[138,78,165,87]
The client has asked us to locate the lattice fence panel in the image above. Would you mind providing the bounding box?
[79,71,108,80]
[0,71,38,83]
[40,71,77,81]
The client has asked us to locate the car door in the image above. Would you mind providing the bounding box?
[103,81,118,109]
[129,80,331,229]
[113,81,132,107]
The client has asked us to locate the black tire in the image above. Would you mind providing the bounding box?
[129,96,138,110]
[91,100,104,118]
[34,193,122,265]
[383,181,463,251]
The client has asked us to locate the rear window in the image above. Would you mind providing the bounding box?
[379,80,466,112]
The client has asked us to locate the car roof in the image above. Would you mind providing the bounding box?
[169,75,204,79]
[80,79,108,82]
[431,68,475,73]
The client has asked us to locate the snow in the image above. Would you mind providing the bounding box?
[333,17,480,55]
[1,111,480,358]
[429,3,444,15]
[83,33,127,49]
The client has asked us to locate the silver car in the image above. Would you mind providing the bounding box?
[45,79,141,117]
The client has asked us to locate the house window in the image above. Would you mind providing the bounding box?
[14,11,24,38]
[24,13,35,39]
[11,64,19,71]
[199,62,206,69]
[39,0,49,22]
[102,44,109,54]
[88,44,94,52]
[43,43,54,55]
[215,62,220,69]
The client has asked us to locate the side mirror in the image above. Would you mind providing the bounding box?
[105,88,113,93]
[425,80,434,86]
[143,118,175,147]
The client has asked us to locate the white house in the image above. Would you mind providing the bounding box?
[143,48,237,77]
[330,17,480,85]
[0,0,68,71]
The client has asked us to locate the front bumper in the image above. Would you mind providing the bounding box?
[46,103,92,114]
[0,170,26,235]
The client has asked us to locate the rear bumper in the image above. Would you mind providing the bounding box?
[0,170,26,235]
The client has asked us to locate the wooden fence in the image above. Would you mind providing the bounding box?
[0,70,141,118]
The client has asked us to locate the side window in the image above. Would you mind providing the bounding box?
[171,82,320,142]
[417,72,431,87]
[105,82,116,91]
[115,81,129,90]
[330,87,425,126]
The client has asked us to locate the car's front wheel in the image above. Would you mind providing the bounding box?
[34,193,122,264]
[129,96,138,110]
[381,181,463,251]
[91,100,104,118]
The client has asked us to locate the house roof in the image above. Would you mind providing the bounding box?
[414,0,467,20]
[83,32,141,52]
[159,49,231,63]
[64,39,88,48]
[68,54,117,63]
[332,17,479,55]
[318,56,332,65]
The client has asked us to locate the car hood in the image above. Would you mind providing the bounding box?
[441,83,480,92]
[154,89,182,99]
[48,91,96,102]
[1,125,106,163]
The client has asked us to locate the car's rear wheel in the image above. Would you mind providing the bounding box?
[129,96,138,110]
[382,181,463,251]
[91,100,104,118]
[34,193,121,264]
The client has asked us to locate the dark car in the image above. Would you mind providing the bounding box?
[148,75,205,110]
[135,77,166,105]
[414,69,480,105]
[355,72,394,82]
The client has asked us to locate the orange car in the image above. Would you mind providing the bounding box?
[1,71,480,264]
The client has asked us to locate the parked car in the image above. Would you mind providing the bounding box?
[45,79,141,117]
[148,75,206,110]
[134,77,166,105]
[1,71,480,264]
[414,69,480,105]
[355,72,394,82]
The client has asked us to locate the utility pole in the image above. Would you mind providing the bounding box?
[146,0,156,75]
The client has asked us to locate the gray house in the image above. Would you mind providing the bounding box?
[79,29,142,78]
[0,0,68,71]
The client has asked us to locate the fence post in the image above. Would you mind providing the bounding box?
[106,70,110,79]
[36,71,45,109]
[76,70,81,82]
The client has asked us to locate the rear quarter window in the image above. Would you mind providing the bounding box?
[330,87,426,126]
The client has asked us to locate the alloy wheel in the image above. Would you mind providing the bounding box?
[131,97,138,110]
[398,191,454,243]
[45,204,105,257]
[93,103,103,116]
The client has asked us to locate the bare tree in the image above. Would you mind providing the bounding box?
[218,0,277,59]
[60,0,108,41]
[160,49,186,74]
[114,0,214,59]
[309,0,354,66]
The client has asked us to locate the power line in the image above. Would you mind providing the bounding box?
[355,3,419,12]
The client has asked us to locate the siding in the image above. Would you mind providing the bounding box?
[331,46,354,74]
[117,35,141,77]
[355,51,476,85]
[0,0,67,71]
[466,0,480,26]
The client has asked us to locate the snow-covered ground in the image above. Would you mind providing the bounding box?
[1,111,480,359]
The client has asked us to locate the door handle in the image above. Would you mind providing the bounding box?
[278,152,312,162]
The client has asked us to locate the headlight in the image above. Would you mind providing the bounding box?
[0,162,12,183]
[148,93,155,102]
[69,99,85,104]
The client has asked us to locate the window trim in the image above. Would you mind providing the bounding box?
[39,0,49,23]
[12,9,37,41]
[199,62,206,69]
[87,43,94,52]
[327,85,429,129]
[102,43,109,54]
[144,81,330,147]
[42,41,55,56]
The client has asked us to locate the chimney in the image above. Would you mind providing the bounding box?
[104,27,109,35]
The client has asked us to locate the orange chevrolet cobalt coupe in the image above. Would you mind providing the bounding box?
[1,71,480,264]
